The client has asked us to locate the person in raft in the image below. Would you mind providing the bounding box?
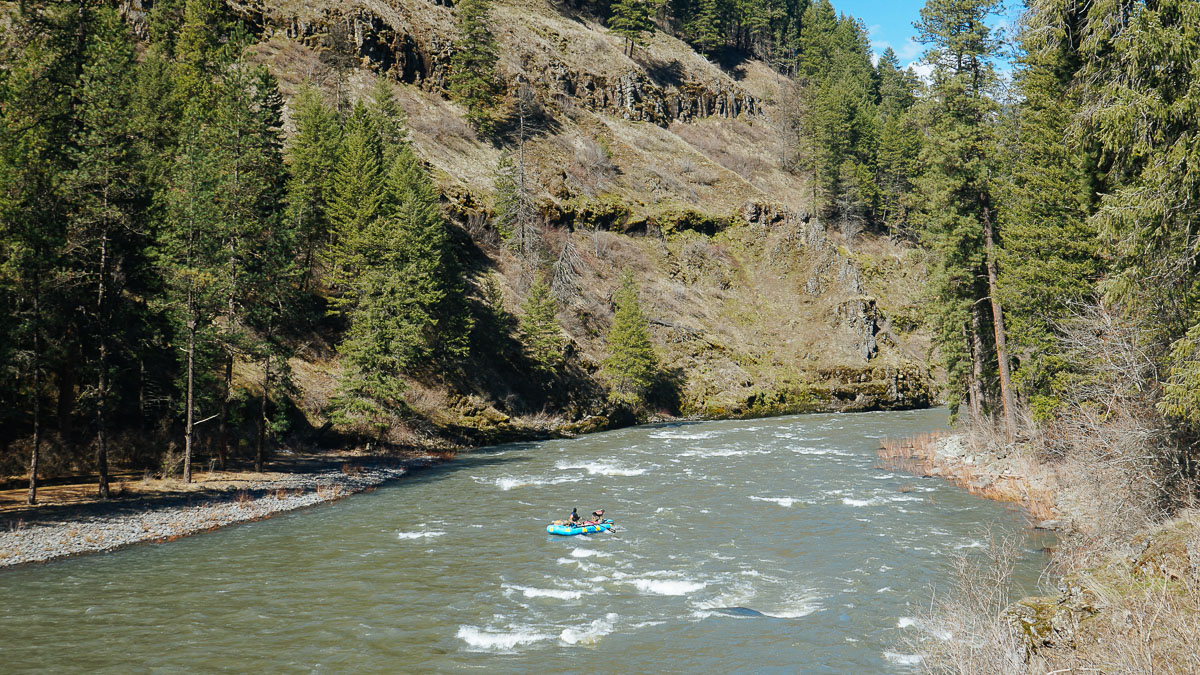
[568,508,581,524]
[589,509,605,523]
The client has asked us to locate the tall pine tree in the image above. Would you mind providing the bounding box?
[604,269,659,403]
[447,0,502,135]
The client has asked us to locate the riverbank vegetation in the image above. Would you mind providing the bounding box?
[2,0,936,507]
[890,0,1200,670]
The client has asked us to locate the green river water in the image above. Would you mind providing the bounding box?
[0,408,1052,673]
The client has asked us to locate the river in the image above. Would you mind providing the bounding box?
[0,408,1051,673]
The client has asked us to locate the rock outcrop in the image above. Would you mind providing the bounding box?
[232,0,765,127]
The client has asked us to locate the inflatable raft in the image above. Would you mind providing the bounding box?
[546,519,614,536]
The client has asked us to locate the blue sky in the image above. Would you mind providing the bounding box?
[831,0,1023,76]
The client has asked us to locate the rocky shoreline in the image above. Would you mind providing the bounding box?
[0,457,440,569]
[877,431,1062,528]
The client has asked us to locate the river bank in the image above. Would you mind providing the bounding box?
[876,431,1061,527]
[879,430,1200,670]
[0,454,442,568]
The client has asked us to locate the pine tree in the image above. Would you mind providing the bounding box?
[1058,1,1200,425]
[875,48,922,231]
[491,152,518,242]
[0,2,75,504]
[913,0,1012,431]
[686,0,723,54]
[330,113,472,435]
[285,83,341,287]
[64,6,145,498]
[604,269,659,402]
[609,0,656,57]
[324,101,385,302]
[208,57,288,473]
[160,102,225,485]
[995,2,1097,417]
[447,0,502,135]
[520,277,566,374]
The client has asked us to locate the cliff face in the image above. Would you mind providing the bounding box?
[205,0,937,434]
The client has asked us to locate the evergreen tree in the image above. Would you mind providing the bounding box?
[913,0,1014,431]
[208,57,288,473]
[491,152,518,242]
[285,83,341,287]
[1057,1,1200,426]
[0,2,75,503]
[64,6,145,498]
[604,269,659,402]
[995,2,1097,417]
[330,112,472,435]
[324,101,385,303]
[447,0,502,135]
[874,48,922,231]
[160,102,225,485]
[686,0,724,54]
[609,0,657,57]
[520,277,566,374]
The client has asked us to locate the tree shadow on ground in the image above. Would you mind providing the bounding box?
[636,55,686,88]
[709,46,754,81]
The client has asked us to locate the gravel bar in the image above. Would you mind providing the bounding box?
[0,458,438,568]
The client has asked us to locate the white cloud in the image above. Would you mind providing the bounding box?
[907,61,934,83]
[870,37,923,65]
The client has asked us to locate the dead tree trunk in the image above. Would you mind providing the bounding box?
[255,324,271,474]
[95,224,110,499]
[983,202,1017,442]
[962,322,982,426]
[970,305,987,424]
[27,279,42,505]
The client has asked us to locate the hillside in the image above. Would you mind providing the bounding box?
[219,0,935,439]
[0,0,936,490]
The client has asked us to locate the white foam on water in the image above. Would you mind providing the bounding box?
[897,617,917,628]
[555,460,647,476]
[749,496,796,507]
[456,625,552,651]
[502,584,584,600]
[760,592,822,619]
[692,580,756,611]
[955,540,985,550]
[883,651,924,666]
[397,530,445,539]
[649,430,716,440]
[679,447,769,458]
[872,473,897,479]
[490,474,584,491]
[877,586,893,593]
[631,578,706,595]
[890,495,925,503]
[570,547,611,559]
[558,613,619,645]
[842,498,873,507]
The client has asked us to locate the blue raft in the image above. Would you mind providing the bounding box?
[546,519,614,536]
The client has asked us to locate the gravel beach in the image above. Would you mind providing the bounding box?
[0,457,438,568]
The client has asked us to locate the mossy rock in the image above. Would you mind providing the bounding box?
[654,209,732,237]
[559,415,611,436]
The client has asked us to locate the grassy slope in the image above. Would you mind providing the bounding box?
[244,0,935,442]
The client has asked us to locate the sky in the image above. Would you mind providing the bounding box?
[831,0,1023,78]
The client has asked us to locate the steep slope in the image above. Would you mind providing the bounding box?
[196,0,935,438]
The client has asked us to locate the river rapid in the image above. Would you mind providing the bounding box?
[0,408,1051,673]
